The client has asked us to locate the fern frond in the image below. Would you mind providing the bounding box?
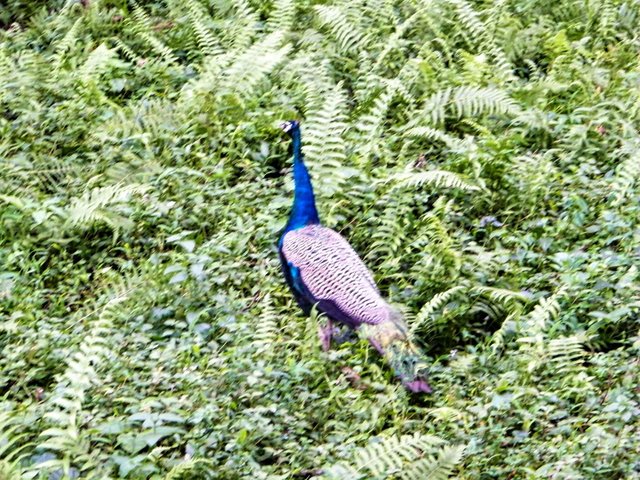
[114,38,140,63]
[490,310,521,354]
[267,0,296,33]
[373,12,420,72]
[229,0,260,50]
[78,44,117,85]
[517,287,568,371]
[36,292,128,476]
[252,294,279,356]
[424,86,520,124]
[547,334,587,375]
[130,1,179,65]
[596,0,618,41]
[450,0,486,40]
[472,286,529,305]
[611,149,640,206]
[366,195,412,269]
[526,288,565,334]
[52,17,82,71]
[451,86,520,118]
[324,433,462,479]
[314,5,369,53]
[404,126,466,150]
[302,83,350,197]
[388,169,479,191]
[410,286,467,334]
[401,444,465,480]
[64,183,150,232]
[423,88,450,125]
[449,0,515,82]
[221,32,291,98]
[186,0,224,57]
[0,410,30,475]
[353,87,394,160]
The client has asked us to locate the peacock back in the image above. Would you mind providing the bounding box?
[279,224,399,328]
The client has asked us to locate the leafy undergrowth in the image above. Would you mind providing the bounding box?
[1,0,639,479]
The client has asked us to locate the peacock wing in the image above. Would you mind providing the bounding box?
[280,225,394,327]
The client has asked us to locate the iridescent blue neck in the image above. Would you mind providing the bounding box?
[284,127,320,232]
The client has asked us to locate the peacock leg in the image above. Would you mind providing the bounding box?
[318,318,335,352]
[367,337,386,356]
[333,327,358,345]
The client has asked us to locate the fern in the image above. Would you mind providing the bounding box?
[424,86,520,124]
[610,149,640,206]
[373,12,420,72]
[449,0,515,83]
[408,198,462,282]
[323,433,462,479]
[314,5,370,54]
[302,83,350,197]
[596,0,618,42]
[186,0,224,58]
[451,86,520,118]
[388,169,480,192]
[490,310,521,354]
[410,286,467,334]
[450,0,486,40]
[517,287,568,373]
[519,288,566,338]
[547,334,587,375]
[183,31,290,107]
[228,0,260,50]
[0,409,30,479]
[52,17,82,71]
[221,31,291,98]
[472,286,529,306]
[353,86,394,161]
[252,294,279,356]
[64,183,150,233]
[367,194,412,270]
[402,444,465,480]
[34,291,128,477]
[267,0,296,33]
[77,43,117,85]
[404,126,467,151]
[113,38,140,63]
[129,1,179,65]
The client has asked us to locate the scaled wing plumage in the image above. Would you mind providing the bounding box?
[280,224,397,328]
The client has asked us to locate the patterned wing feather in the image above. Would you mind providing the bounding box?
[280,225,394,327]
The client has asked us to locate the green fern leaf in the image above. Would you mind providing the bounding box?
[389,169,480,191]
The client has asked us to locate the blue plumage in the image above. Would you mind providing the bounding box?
[280,120,319,236]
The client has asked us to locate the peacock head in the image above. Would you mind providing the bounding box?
[280,120,300,136]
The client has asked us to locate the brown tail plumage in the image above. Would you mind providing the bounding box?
[360,310,432,393]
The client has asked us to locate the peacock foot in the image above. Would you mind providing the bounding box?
[333,328,358,345]
[318,319,338,352]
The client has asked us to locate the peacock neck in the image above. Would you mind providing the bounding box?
[285,128,320,232]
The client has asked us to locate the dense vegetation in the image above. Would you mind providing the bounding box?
[1,0,639,478]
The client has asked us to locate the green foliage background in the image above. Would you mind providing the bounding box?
[1,0,639,478]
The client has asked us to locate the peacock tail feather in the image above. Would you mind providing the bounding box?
[360,313,432,393]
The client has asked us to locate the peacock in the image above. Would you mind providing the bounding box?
[277,120,432,393]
